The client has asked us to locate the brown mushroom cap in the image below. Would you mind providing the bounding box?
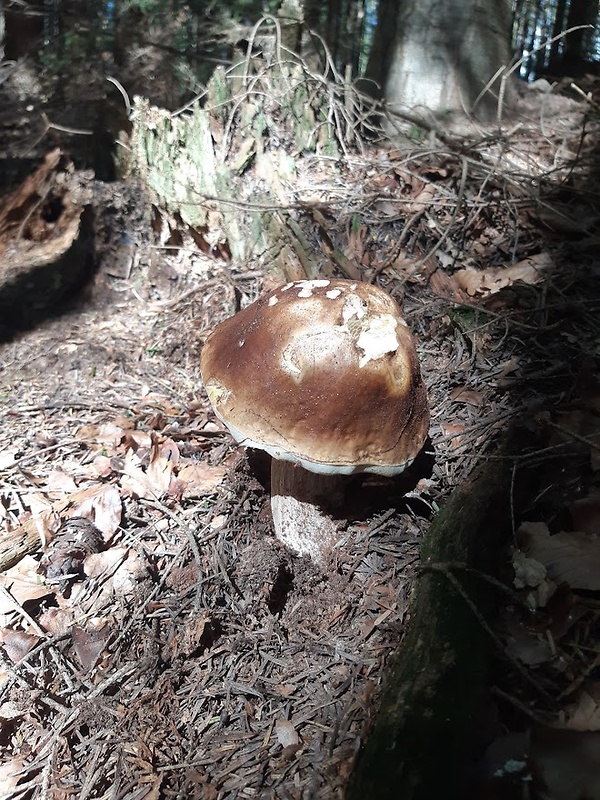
[200,279,429,476]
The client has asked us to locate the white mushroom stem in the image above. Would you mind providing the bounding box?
[270,460,346,565]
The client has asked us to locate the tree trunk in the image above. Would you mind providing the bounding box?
[3,0,44,60]
[363,0,400,96]
[562,0,599,77]
[549,0,569,74]
[533,0,550,77]
[348,426,534,799]
[371,0,513,124]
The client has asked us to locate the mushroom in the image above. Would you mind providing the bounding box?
[200,278,429,564]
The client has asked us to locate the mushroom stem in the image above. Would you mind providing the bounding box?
[270,460,346,564]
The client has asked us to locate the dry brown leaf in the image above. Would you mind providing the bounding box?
[518,521,600,591]
[0,628,41,662]
[449,386,485,406]
[81,546,147,610]
[497,357,520,376]
[273,683,297,698]
[45,469,78,494]
[111,550,150,595]
[177,461,227,498]
[563,691,600,732]
[124,430,153,450]
[120,449,150,498]
[0,555,53,610]
[146,438,180,491]
[77,422,125,452]
[72,624,109,671]
[121,438,180,499]
[69,484,122,539]
[275,718,299,747]
[0,755,26,791]
[454,252,552,297]
[84,545,128,579]
[38,607,75,636]
[407,183,437,213]
[429,268,469,301]
[0,448,18,470]
[88,454,113,478]
[114,413,136,431]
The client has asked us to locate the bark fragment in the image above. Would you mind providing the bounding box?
[0,149,94,338]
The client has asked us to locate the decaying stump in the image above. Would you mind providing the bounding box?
[0,149,94,337]
[348,427,535,800]
[126,19,361,281]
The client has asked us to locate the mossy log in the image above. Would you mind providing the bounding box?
[349,429,532,800]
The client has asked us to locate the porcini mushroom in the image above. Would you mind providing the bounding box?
[200,278,429,564]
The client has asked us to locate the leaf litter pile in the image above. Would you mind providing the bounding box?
[1,73,600,798]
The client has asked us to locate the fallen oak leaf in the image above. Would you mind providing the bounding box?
[76,422,126,452]
[44,469,78,494]
[83,547,151,609]
[449,386,486,406]
[0,755,26,790]
[72,624,110,671]
[0,555,53,609]
[37,606,75,636]
[147,437,179,491]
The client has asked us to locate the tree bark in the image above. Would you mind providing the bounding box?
[348,427,532,800]
[0,149,94,339]
[370,0,513,124]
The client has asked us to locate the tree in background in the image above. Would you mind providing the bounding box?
[365,0,514,123]
[1,0,598,128]
[514,0,599,79]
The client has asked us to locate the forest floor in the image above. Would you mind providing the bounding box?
[0,69,600,799]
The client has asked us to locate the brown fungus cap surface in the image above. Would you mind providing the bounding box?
[200,279,430,476]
